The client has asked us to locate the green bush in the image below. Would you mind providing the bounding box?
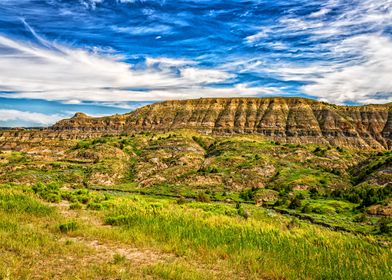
[105,215,129,226]
[198,166,218,174]
[288,197,302,209]
[69,202,83,210]
[379,217,392,234]
[196,192,211,203]
[239,188,257,202]
[177,197,187,205]
[237,206,249,219]
[274,197,288,207]
[32,182,61,203]
[302,203,312,213]
[313,147,326,157]
[59,221,78,233]
[87,202,103,210]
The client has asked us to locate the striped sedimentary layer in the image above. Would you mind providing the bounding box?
[2,97,392,150]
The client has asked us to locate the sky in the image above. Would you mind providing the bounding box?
[0,0,391,127]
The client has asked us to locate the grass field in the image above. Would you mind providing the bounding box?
[0,131,391,279]
[0,183,390,279]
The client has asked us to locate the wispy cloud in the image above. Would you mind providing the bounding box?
[1,0,391,128]
[0,109,65,127]
[0,33,278,102]
[239,0,392,104]
[112,24,173,35]
[245,29,269,44]
[302,35,392,104]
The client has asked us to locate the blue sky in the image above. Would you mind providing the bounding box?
[0,0,391,126]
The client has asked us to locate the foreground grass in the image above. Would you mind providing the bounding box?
[0,184,391,279]
[104,196,391,280]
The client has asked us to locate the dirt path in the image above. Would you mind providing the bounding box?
[52,201,175,267]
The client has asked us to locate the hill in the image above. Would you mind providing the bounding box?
[51,97,392,149]
[0,97,391,279]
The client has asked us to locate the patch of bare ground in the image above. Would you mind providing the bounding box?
[62,236,175,267]
[51,201,175,267]
[49,201,268,279]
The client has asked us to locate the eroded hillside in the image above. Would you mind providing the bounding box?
[1,131,391,235]
[50,97,392,149]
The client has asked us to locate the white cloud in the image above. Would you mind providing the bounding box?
[112,24,172,35]
[309,8,331,18]
[145,57,196,67]
[0,109,65,126]
[302,35,392,104]
[282,0,392,39]
[180,68,233,84]
[238,0,392,104]
[80,0,102,9]
[245,29,269,44]
[246,34,392,105]
[0,34,277,102]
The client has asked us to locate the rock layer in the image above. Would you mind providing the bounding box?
[2,97,392,150]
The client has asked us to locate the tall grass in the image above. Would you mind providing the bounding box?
[105,198,392,280]
[0,189,53,216]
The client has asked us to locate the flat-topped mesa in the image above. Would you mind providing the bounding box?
[48,97,391,149]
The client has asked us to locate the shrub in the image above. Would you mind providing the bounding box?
[287,218,299,230]
[237,206,249,219]
[198,166,218,174]
[113,253,126,264]
[177,197,187,205]
[59,221,78,233]
[105,215,129,226]
[302,203,312,213]
[74,140,92,149]
[239,188,257,202]
[32,182,61,203]
[288,197,302,209]
[353,214,368,223]
[296,192,305,200]
[313,147,326,157]
[0,191,53,216]
[196,192,211,203]
[379,217,392,234]
[69,202,83,210]
[274,197,288,207]
[87,202,103,210]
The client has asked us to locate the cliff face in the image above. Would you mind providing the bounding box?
[2,97,392,150]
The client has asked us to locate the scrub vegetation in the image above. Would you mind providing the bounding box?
[0,131,391,279]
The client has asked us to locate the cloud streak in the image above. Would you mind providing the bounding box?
[0,33,279,102]
[0,109,65,127]
[1,0,392,126]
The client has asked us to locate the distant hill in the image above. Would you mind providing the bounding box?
[50,97,392,149]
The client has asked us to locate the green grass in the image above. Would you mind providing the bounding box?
[0,188,53,216]
[104,195,392,280]
[0,131,391,279]
[0,183,391,279]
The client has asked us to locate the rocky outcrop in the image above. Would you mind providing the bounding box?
[1,97,392,150]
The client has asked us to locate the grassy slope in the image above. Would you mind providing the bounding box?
[0,131,390,234]
[0,131,391,278]
[0,184,391,280]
